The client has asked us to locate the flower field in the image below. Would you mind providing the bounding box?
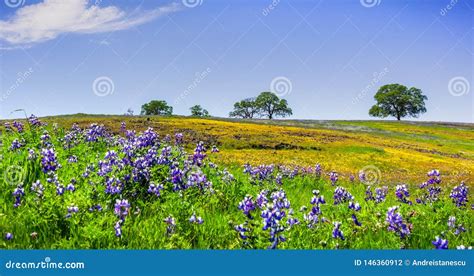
[0,115,472,249]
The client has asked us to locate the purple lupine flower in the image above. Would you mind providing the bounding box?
[89,205,103,212]
[105,177,123,194]
[85,123,107,142]
[40,131,52,148]
[174,133,184,145]
[238,196,256,218]
[332,222,344,240]
[260,189,291,249]
[187,171,213,192]
[68,155,78,163]
[315,163,322,177]
[352,214,362,226]
[65,205,79,218]
[40,148,60,173]
[385,206,411,238]
[329,172,338,186]
[234,224,249,240]
[348,201,361,212]
[148,183,164,197]
[12,186,25,208]
[305,190,325,228]
[432,236,448,249]
[448,216,456,229]
[10,139,23,150]
[395,185,412,205]
[31,180,44,197]
[256,190,268,208]
[375,186,388,203]
[450,182,468,207]
[349,174,355,182]
[191,141,207,166]
[120,122,126,132]
[170,167,185,191]
[114,199,130,220]
[28,149,37,160]
[164,215,176,235]
[28,114,42,127]
[276,174,283,185]
[454,225,466,235]
[211,145,219,153]
[12,121,24,132]
[5,233,13,240]
[287,217,300,227]
[333,186,354,205]
[114,220,123,237]
[66,180,76,192]
[189,213,204,224]
[365,186,375,201]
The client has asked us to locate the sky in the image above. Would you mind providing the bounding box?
[0,0,472,122]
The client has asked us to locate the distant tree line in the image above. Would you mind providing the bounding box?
[138,84,427,121]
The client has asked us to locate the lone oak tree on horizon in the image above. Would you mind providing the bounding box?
[369,84,427,121]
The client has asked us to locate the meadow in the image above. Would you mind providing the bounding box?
[0,115,472,249]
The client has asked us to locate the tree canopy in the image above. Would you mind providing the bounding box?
[141,100,173,116]
[229,98,259,119]
[369,84,427,120]
[190,105,210,117]
[255,92,292,119]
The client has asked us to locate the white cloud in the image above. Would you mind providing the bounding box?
[0,0,181,46]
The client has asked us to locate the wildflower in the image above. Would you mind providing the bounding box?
[120,122,126,132]
[40,148,61,173]
[333,186,354,205]
[238,196,256,218]
[448,216,456,229]
[332,222,344,240]
[5,233,13,240]
[10,139,23,150]
[192,141,206,166]
[164,215,176,235]
[329,172,338,185]
[114,220,123,237]
[31,180,44,197]
[12,186,25,208]
[68,155,78,163]
[315,164,321,177]
[450,182,468,207]
[395,185,412,205]
[28,114,42,127]
[12,121,24,132]
[114,199,130,220]
[432,236,448,249]
[454,225,466,235]
[385,206,411,238]
[352,214,362,226]
[375,186,388,203]
[28,149,37,160]
[148,183,164,197]
[348,201,361,212]
[189,213,204,224]
[211,145,219,153]
[174,133,183,145]
[66,205,79,218]
[234,223,249,240]
[456,245,472,250]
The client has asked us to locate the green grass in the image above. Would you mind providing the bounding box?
[0,116,472,249]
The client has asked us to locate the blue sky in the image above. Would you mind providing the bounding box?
[0,0,472,122]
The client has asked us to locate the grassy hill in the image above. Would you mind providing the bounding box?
[37,114,474,185]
